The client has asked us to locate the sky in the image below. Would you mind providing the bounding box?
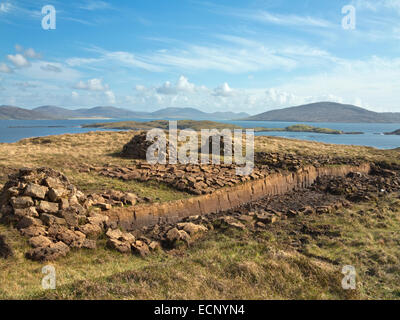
[0,0,399,114]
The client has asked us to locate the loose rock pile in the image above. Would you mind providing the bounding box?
[313,167,400,202]
[87,190,140,210]
[96,152,365,195]
[0,168,111,261]
[122,132,176,160]
[130,219,210,252]
[1,161,399,261]
[254,152,363,172]
[136,165,400,241]
[97,163,266,195]
[103,220,210,256]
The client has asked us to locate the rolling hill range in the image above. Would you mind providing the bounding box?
[0,105,249,120]
[245,102,400,123]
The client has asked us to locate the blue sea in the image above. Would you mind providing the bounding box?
[0,119,399,150]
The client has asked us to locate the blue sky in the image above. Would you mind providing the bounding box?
[0,0,399,114]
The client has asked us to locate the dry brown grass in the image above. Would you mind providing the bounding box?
[256,135,400,164]
[0,131,190,202]
[1,131,400,300]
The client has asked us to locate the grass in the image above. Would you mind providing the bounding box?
[1,193,400,299]
[1,130,400,299]
[0,131,190,202]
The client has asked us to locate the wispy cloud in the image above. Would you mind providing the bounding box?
[78,0,111,11]
[73,78,109,91]
[353,0,400,13]
[66,47,164,72]
[202,2,334,28]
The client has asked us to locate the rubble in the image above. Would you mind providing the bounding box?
[97,163,266,195]
[121,132,176,160]
[1,160,399,261]
[0,168,110,261]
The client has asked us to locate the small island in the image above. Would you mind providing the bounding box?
[254,124,363,135]
[384,129,400,135]
[83,121,363,135]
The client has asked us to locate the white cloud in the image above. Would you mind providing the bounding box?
[144,43,296,73]
[67,49,163,72]
[209,4,333,28]
[353,0,400,13]
[237,10,332,28]
[130,76,314,114]
[0,63,13,73]
[72,91,79,99]
[156,76,196,95]
[66,57,102,67]
[274,56,400,112]
[105,90,116,104]
[176,75,195,92]
[7,54,30,68]
[213,83,235,97]
[157,81,176,95]
[0,2,11,13]
[24,48,42,59]
[79,0,111,11]
[73,78,109,91]
[135,85,146,92]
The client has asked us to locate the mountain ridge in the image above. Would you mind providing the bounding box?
[0,105,249,120]
[244,102,400,123]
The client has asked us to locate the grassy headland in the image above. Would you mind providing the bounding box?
[83,120,363,135]
[0,130,399,299]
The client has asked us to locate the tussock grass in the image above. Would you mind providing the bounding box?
[2,194,399,300]
[1,131,400,299]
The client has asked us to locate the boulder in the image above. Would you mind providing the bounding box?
[178,222,208,236]
[11,197,34,209]
[58,207,79,227]
[47,188,67,202]
[38,201,59,214]
[56,229,86,248]
[40,213,66,226]
[14,207,39,218]
[29,235,53,248]
[106,228,123,240]
[24,183,48,200]
[165,227,191,244]
[26,241,70,261]
[87,214,108,229]
[20,225,47,237]
[131,240,150,257]
[16,216,42,229]
[79,223,102,237]
[107,238,131,254]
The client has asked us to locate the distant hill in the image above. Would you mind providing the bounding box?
[0,105,249,120]
[0,106,58,120]
[245,102,400,123]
